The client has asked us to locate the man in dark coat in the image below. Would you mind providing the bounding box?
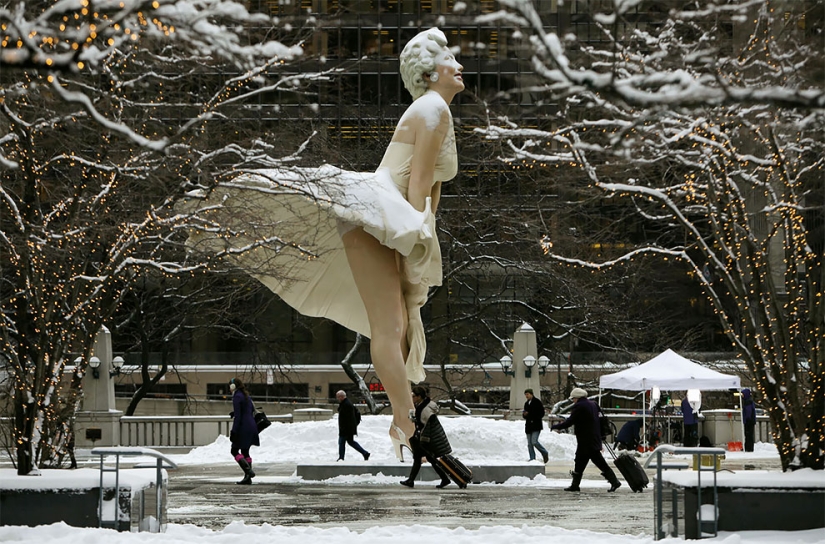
[522,389,549,463]
[614,418,643,451]
[229,378,260,485]
[741,388,756,452]
[551,388,622,492]
[682,396,699,447]
[336,390,370,461]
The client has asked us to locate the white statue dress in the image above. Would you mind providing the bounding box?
[184,91,457,383]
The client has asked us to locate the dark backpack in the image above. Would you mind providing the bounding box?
[597,406,613,438]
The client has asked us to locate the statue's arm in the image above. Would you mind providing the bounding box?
[407,107,450,213]
[430,181,442,213]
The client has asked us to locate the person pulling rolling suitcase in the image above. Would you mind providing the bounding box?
[604,440,649,492]
[435,453,472,489]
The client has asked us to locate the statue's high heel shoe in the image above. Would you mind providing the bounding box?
[390,423,412,462]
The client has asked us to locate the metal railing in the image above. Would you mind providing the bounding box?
[120,416,232,448]
[644,444,725,540]
[91,446,177,532]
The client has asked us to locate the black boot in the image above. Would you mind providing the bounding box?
[436,478,451,489]
[564,471,582,492]
[236,458,253,485]
[400,479,414,488]
[602,470,621,492]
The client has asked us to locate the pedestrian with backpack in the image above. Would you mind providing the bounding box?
[550,388,622,492]
[336,390,370,461]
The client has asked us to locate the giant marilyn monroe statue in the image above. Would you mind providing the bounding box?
[184,28,463,460]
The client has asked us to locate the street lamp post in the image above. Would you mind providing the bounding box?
[88,356,101,379]
[500,355,515,376]
[523,355,536,378]
[507,323,540,410]
[537,355,550,376]
[75,326,123,447]
[110,356,124,377]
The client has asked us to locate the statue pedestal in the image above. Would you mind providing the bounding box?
[74,410,123,448]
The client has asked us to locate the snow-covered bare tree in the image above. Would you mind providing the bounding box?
[110,269,290,416]
[426,116,721,408]
[0,0,314,475]
[482,0,823,470]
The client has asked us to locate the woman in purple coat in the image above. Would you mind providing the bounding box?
[229,378,260,485]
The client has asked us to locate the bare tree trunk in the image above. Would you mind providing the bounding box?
[125,327,169,417]
[338,334,379,414]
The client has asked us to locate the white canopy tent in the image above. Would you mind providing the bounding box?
[599,349,741,447]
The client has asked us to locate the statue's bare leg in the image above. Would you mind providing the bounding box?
[342,227,416,454]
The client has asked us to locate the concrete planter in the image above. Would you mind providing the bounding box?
[0,468,168,532]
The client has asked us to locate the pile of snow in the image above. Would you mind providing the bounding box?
[170,414,579,465]
[0,521,821,544]
[169,414,777,467]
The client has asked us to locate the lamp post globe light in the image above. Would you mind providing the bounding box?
[88,356,101,379]
[523,355,536,378]
[111,355,124,377]
[500,355,514,376]
[538,355,550,375]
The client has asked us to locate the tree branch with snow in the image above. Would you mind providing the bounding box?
[482,0,824,470]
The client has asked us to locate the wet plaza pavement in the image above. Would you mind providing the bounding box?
[168,461,652,534]
[165,456,783,535]
[169,483,651,533]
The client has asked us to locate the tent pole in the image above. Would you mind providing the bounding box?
[642,379,647,450]
[642,393,646,449]
[738,389,744,449]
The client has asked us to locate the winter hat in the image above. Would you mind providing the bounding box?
[569,388,588,400]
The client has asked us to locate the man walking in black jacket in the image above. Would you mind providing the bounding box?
[551,388,621,492]
[523,389,549,463]
[336,390,370,461]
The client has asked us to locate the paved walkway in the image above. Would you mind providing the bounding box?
[165,453,782,535]
[167,461,651,534]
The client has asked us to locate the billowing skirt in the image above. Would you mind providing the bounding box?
[181,165,440,382]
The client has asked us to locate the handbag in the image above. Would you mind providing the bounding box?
[254,410,272,433]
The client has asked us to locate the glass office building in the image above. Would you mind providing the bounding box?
[165,0,734,372]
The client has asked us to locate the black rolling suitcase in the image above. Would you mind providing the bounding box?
[605,441,648,492]
[435,454,472,489]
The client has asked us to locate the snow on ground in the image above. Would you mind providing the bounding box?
[168,413,777,468]
[3,414,815,544]
[172,414,584,465]
[0,521,822,544]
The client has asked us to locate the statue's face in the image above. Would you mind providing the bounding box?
[429,47,464,94]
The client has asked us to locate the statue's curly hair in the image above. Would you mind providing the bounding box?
[400,28,448,100]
